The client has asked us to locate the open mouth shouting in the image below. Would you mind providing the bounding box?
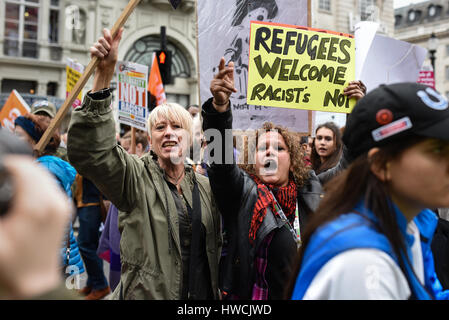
[162,141,179,149]
[262,158,278,174]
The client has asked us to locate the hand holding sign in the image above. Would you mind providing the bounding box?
[90,28,124,91]
[210,57,237,113]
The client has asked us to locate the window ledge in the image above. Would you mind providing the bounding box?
[318,8,332,15]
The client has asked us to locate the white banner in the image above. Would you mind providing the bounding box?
[116,61,149,131]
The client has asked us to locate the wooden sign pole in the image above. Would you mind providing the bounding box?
[35,0,142,153]
[307,0,313,136]
[130,127,136,155]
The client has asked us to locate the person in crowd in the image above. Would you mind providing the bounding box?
[203,58,366,300]
[186,115,208,176]
[30,100,57,119]
[74,174,110,300]
[0,153,79,299]
[97,130,149,292]
[310,82,366,185]
[202,57,323,300]
[119,129,149,155]
[186,104,200,118]
[290,83,449,300]
[67,28,222,300]
[431,207,449,290]
[13,113,85,282]
[30,100,69,162]
[310,122,342,175]
[299,135,312,167]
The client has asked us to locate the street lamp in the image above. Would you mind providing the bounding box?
[428,33,439,76]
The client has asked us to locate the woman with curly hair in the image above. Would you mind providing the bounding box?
[203,58,365,300]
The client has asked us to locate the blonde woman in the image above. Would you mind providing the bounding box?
[68,28,222,299]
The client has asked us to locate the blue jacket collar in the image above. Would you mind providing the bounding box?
[353,199,438,248]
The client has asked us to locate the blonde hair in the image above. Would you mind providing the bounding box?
[147,102,193,143]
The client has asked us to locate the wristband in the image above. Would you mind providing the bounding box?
[213,100,229,107]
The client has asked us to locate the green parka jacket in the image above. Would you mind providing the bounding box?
[67,93,222,299]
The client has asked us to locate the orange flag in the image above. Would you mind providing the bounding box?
[148,52,167,108]
[0,90,30,132]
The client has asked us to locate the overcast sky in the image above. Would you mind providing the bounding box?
[394,0,429,9]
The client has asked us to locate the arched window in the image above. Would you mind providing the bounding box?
[124,35,191,78]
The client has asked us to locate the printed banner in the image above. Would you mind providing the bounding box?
[0,90,30,132]
[66,58,85,108]
[247,21,356,113]
[198,0,311,132]
[148,52,167,108]
[116,61,149,131]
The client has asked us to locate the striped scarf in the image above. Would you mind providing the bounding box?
[249,175,297,245]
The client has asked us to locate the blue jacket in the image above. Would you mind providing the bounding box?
[37,155,85,275]
[291,200,449,300]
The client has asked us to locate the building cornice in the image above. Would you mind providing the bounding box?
[0,57,65,69]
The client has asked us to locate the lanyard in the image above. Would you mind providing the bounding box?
[270,191,301,248]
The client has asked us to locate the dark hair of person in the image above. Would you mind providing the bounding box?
[24,113,61,158]
[310,122,342,174]
[122,129,149,150]
[299,135,310,146]
[285,135,427,298]
[238,122,309,188]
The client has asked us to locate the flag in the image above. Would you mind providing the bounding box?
[0,90,30,132]
[169,0,182,9]
[148,52,167,109]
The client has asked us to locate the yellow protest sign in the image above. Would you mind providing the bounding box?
[247,21,356,113]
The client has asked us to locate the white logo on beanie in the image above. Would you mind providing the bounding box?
[417,87,448,111]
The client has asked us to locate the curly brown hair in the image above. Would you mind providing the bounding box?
[238,122,309,187]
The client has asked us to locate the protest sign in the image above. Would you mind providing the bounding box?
[116,61,149,131]
[0,90,30,132]
[148,52,167,108]
[198,0,312,132]
[66,58,85,108]
[247,21,356,113]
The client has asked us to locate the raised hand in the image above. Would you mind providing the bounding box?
[343,80,367,101]
[90,28,124,91]
[210,57,237,113]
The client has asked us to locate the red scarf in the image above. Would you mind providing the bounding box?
[249,175,297,245]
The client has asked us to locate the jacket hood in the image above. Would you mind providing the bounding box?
[37,155,76,195]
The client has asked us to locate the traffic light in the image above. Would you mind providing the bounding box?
[155,50,172,85]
